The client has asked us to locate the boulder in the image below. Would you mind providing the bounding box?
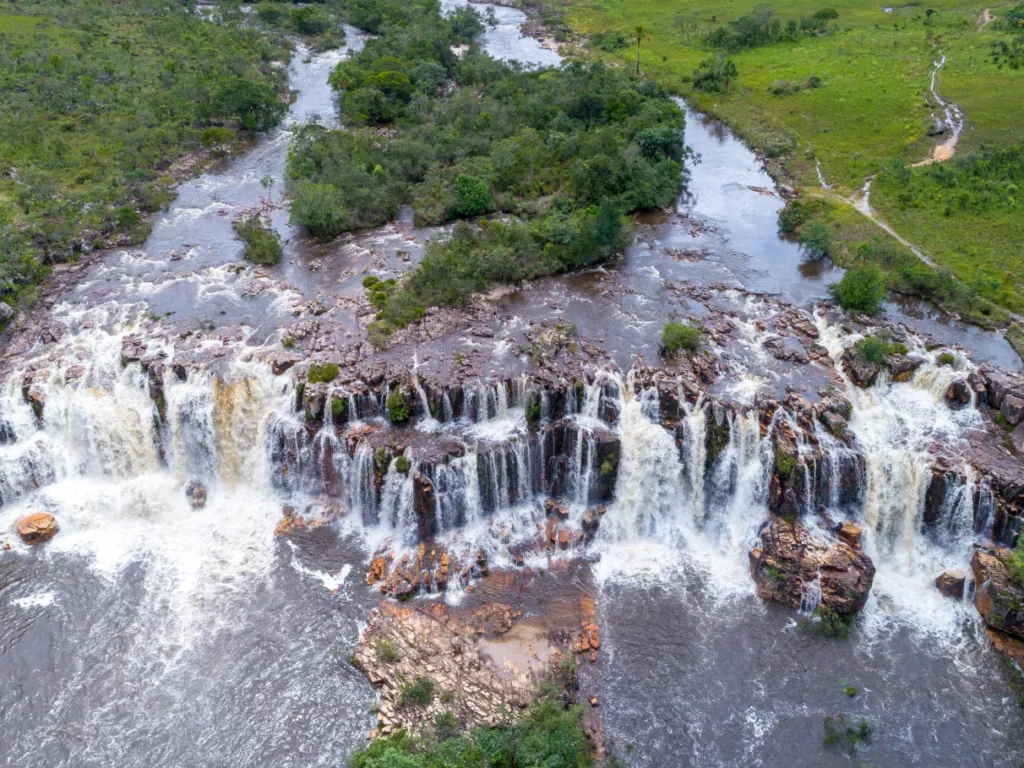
[884,354,924,383]
[185,480,208,509]
[971,548,1024,639]
[1001,394,1024,427]
[935,569,966,599]
[944,379,971,410]
[749,516,875,615]
[842,354,880,388]
[16,512,58,544]
[0,301,15,325]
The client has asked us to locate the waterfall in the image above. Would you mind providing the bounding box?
[815,312,985,633]
[680,393,708,518]
[379,455,416,537]
[347,441,377,525]
[434,453,481,531]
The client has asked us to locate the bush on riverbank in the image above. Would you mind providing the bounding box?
[830,265,886,315]
[0,0,290,307]
[348,697,594,768]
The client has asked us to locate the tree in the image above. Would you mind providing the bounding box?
[830,265,887,314]
[799,220,831,258]
[454,174,492,217]
[260,175,275,202]
[290,181,349,240]
[210,78,286,132]
[693,55,738,93]
[634,25,650,75]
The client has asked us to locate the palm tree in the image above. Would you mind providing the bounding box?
[260,174,275,203]
[635,25,650,76]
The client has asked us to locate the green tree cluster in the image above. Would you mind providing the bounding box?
[0,0,290,306]
[288,0,687,339]
[348,697,593,768]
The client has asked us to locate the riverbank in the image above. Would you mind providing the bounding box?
[525,0,1024,347]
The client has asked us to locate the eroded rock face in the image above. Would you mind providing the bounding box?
[16,512,58,544]
[971,548,1024,640]
[749,516,875,615]
[353,601,557,737]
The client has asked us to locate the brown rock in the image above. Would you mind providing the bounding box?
[935,569,966,599]
[749,516,875,615]
[185,480,207,509]
[16,512,58,544]
[835,522,862,550]
[971,548,1024,639]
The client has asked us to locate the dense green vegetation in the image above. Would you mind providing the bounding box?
[853,334,908,364]
[287,0,686,342]
[830,265,886,315]
[871,143,1024,313]
[1007,538,1024,587]
[536,0,1024,331]
[232,215,282,265]
[661,320,703,355]
[0,0,305,309]
[348,697,594,768]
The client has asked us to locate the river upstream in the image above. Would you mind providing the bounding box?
[2,6,1023,768]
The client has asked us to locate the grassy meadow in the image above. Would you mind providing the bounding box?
[541,0,1024,326]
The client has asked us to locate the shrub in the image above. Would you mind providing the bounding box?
[330,396,347,418]
[232,215,282,265]
[661,320,703,354]
[830,265,887,314]
[454,174,492,217]
[200,126,236,148]
[807,605,854,639]
[854,335,907,365]
[291,6,329,35]
[210,78,286,132]
[823,714,872,755]
[394,455,411,474]
[257,3,283,25]
[307,362,340,383]
[806,73,823,88]
[373,637,400,662]
[693,54,738,93]
[362,274,381,288]
[1006,539,1024,586]
[434,711,460,741]
[290,181,349,240]
[938,351,956,366]
[387,391,410,423]
[399,676,435,707]
[799,219,831,258]
[525,391,542,428]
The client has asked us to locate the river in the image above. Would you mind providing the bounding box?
[1,6,1022,768]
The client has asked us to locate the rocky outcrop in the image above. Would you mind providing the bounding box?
[935,569,966,599]
[16,512,58,544]
[749,516,875,615]
[185,480,208,509]
[971,548,1024,640]
[353,601,559,737]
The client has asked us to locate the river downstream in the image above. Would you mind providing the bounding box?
[1,7,1023,768]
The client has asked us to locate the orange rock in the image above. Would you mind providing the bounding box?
[15,513,58,544]
[367,556,389,585]
[589,697,599,707]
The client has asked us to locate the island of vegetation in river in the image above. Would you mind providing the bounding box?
[286,0,687,344]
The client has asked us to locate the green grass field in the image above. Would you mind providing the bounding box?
[542,0,1024,324]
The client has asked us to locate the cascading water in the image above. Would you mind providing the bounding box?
[815,312,984,633]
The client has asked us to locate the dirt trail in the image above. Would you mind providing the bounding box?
[978,8,995,30]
